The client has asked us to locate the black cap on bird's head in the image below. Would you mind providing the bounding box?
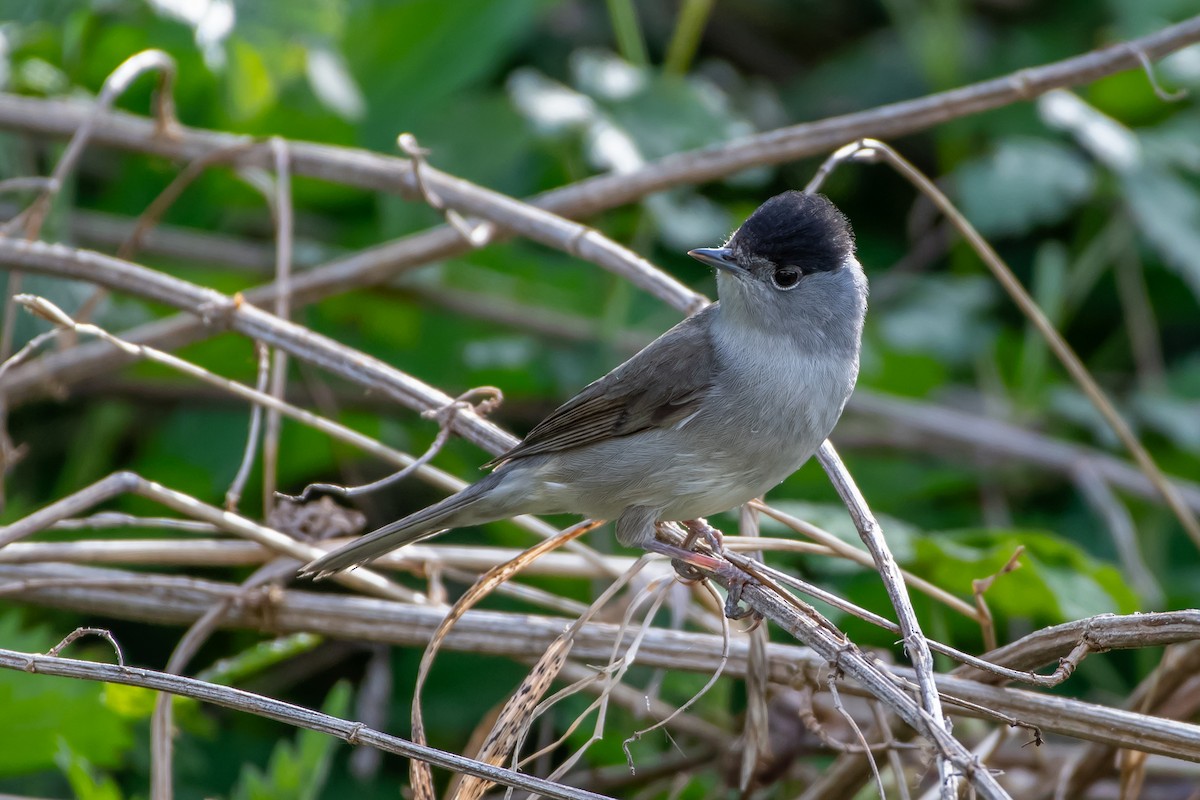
[687,192,855,285]
[730,191,854,271]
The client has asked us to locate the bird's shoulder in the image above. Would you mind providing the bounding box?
[485,304,721,466]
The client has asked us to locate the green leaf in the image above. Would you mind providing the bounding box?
[874,275,998,364]
[912,530,1139,624]
[1122,166,1200,300]
[858,342,948,397]
[195,633,324,686]
[0,615,134,776]
[225,38,277,121]
[229,682,351,800]
[1132,391,1200,454]
[508,52,752,247]
[55,744,123,800]
[952,137,1096,238]
[349,0,551,150]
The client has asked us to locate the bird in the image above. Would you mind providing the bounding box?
[301,191,867,579]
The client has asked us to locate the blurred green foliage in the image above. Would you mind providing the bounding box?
[1,0,1199,796]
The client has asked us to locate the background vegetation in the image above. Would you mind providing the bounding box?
[1,0,1199,797]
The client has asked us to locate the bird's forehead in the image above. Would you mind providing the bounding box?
[731,191,854,273]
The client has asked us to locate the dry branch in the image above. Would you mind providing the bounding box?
[4,561,1199,763]
[0,646,612,800]
[2,18,1199,402]
[0,19,1194,215]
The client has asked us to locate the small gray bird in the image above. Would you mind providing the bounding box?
[302,191,867,578]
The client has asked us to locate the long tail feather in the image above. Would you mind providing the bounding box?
[300,475,502,578]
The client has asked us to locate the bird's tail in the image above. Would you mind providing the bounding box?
[299,472,509,579]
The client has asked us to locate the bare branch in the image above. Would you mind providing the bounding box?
[225,342,270,511]
[0,239,516,453]
[0,471,419,603]
[263,136,294,515]
[815,441,956,798]
[4,561,1200,760]
[816,137,1200,548]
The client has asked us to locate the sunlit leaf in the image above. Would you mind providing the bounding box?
[305,44,364,121]
[912,529,1139,623]
[225,37,276,121]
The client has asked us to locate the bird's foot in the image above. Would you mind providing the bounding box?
[649,522,761,621]
[680,517,726,557]
[720,568,762,622]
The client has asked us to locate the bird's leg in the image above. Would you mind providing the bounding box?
[617,507,723,575]
[615,510,758,620]
[681,519,760,620]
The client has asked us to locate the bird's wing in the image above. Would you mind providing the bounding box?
[485,305,719,466]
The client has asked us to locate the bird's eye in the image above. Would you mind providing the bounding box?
[771,266,802,290]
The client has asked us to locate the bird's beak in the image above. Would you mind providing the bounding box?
[687,247,746,278]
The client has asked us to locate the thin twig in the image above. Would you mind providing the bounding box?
[407,521,602,794]
[0,241,516,454]
[46,626,125,667]
[150,557,302,800]
[5,49,177,240]
[1057,642,1200,798]
[818,137,1200,548]
[827,671,886,799]
[739,502,771,793]
[72,139,261,328]
[0,538,652,579]
[0,20,1194,222]
[753,500,980,621]
[873,701,913,800]
[225,342,270,511]
[0,50,177,391]
[285,387,502,503]
[397,132,494,246]
[971,547,1025,654]
[622,579,730,755]
[263,137,293,515]
[8,294,529,543]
